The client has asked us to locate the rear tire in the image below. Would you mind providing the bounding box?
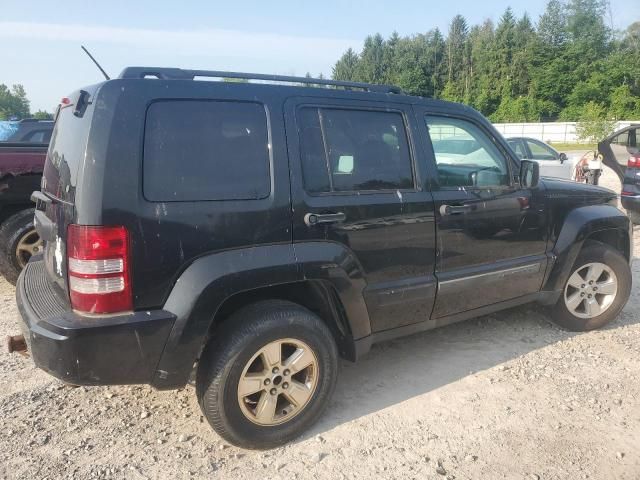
[0,209,40,285]
[196,300,338,449]
[551,242,631,331]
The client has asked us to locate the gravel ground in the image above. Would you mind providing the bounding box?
[1,166,639,480]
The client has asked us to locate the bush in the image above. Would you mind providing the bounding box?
[575,101,616,143]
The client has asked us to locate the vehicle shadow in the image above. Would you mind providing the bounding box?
[301,272,640,440]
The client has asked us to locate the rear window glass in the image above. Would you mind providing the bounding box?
[298,107,413,193]
[143,100,271,202]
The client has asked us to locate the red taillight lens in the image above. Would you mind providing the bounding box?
[67,225,132,314]
[628,155,640,168]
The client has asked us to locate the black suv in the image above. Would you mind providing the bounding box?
[15,68,633,449]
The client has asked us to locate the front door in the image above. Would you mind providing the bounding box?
[414,108,549,318]
[285,97,437,333]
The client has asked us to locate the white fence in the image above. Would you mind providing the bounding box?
[492,121,640,144]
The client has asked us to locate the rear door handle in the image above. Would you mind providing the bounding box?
[440,204,474,216]
[304,212,346,226]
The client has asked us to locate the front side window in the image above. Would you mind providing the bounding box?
[526,139,557,161]
[143,100,270,202]
[426,116,510,188]
[298,107,413,193]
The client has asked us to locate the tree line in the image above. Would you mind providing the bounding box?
[0,84,51,120]
[331,0,640,123]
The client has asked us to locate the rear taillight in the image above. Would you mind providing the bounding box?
[628,155,640,168]
[67,225,132,314]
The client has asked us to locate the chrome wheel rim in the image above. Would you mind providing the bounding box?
[15,229,42,268]
[564,262,618,319]
[237,338,319,426]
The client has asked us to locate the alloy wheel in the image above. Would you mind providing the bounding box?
[564,262,618,319]
[237,338,319,426]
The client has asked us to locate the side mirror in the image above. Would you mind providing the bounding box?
[520,160,539,188]
[559,152,568,163]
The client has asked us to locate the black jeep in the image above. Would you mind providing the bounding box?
[14,68,633,449]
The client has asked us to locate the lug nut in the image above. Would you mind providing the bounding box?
[270,388,277,395]
[264,378,271,385]
[593,286,598,291]
[272,367,279,374]
[588,294,593,299]
[581,284,586,288]
[282,382,289,389]
[283,369,290,376]
[589,281,594,285]
[581,292,585,297]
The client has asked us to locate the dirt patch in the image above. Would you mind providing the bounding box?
[1,168,638,479]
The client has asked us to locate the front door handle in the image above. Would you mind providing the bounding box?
[304,212,346,226]
[440,204,474,216]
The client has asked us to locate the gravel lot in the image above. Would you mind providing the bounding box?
[1,166,639,480]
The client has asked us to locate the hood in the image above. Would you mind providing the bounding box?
[540,177,617,206]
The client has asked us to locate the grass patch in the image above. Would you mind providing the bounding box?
[548,142,598,151]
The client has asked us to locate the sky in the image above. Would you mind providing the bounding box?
[2,0,639,112]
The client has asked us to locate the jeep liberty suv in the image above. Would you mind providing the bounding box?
[14,68,633,449]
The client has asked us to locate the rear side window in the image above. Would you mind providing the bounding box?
[143,100,270,201]
[297,107,414,193]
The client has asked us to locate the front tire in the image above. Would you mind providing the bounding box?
[196,300,338,449]
[551,242,631,331]
[0,209,41,285]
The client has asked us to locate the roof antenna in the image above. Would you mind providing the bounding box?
[81,46,110,80]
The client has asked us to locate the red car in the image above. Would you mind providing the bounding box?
[0,119,52,283]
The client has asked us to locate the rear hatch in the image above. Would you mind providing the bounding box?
[34,89,97,297]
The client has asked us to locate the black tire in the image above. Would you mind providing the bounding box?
[196,300,338,449]
[0,208,39,285]
[551,242,631,331]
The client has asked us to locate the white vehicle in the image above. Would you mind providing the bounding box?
[506,137,600,182]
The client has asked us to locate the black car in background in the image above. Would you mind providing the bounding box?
[599,124,640,224]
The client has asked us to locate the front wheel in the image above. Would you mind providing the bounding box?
[551,242,631,331]
[196,300,338,449]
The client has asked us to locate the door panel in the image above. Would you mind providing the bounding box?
[285,98,437,332]
[416,109,548,318]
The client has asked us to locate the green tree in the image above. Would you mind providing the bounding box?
[332,48,360,81]
[32,110,53,120]
[0,84,30,120]
[575,101,616,142]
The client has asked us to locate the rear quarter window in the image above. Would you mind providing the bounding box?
[143,100,271,202]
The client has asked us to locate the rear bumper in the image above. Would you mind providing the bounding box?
[621,194,640,216]
[16,258,176,386]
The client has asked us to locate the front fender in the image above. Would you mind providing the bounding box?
[543,205,631,295]
[152,241,370,389]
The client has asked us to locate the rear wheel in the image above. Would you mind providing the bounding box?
[551,242,631,331]
[0,209,41,284]
[196,300,338,449]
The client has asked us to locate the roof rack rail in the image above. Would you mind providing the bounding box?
[118,67,403,94]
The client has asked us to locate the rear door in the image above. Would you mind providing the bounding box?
[600,126,640,182]
[285,97,437,333]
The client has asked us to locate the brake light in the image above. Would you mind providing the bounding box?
[67,225,132,314]
[628,155,640,168]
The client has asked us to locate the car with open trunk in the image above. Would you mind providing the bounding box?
[13,68,633,449]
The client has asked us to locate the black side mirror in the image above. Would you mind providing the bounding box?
[559,152,568,163]
[520,160,539,188]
